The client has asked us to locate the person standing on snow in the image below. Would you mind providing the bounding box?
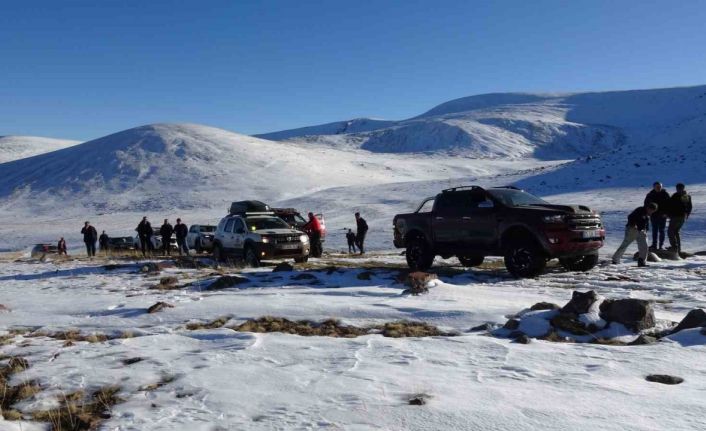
[160,219,174,256]
[81,221,98,258]
[303,212,323,258]
[667,183,693,253]
[174,218,189,256]
[99,231,110,255]
[612,202,658,267]
[136,216,154,257]
[57,237,67,255]
[355,212,368,255]
[644,181,670,250]
[346,229,357,254]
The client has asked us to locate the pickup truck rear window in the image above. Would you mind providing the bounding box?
[434,191,487,215]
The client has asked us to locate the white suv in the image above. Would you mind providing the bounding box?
[212,212,310,266]
[186,224,216,253]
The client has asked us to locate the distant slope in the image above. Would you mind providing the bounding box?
[256,118,395,141]
[0,135,80,163]
[258,85,706,160]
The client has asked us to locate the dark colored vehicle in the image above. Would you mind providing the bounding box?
[393,186,605,278]
[107,236,136,251]
[272,207,327,242]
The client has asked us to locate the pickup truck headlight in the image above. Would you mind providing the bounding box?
[542,215,565,224]
[300,234,309,243]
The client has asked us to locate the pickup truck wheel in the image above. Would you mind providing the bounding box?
[406,238,434,271]
[244,246,260,268]
[458,255,484,267]
[212,244,224,262]
[559,253,599,272]
[504,241,546,278]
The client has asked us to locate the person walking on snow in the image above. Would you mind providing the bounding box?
[303,212,323,258]
[160,219,174,256]
[174,218,189,256]
[136,216,154,257]
[81,221,98,258]
[612,202,658,267]
[355,212,368,255]
[667,183,692,253]
[644,181,670,250]
[346,229,357,254]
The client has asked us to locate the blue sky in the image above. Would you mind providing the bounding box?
[1,0,705,141]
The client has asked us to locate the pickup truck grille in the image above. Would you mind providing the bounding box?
[567,215,602,230]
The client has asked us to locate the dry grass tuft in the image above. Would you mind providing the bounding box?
[186,317,230,330]
[31,385,123,430]
[139,374,176,392]
[149,276,180,290]
[234,317,368,338]
[378,320,447,338]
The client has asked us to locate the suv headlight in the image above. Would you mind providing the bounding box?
[300,234,309,243]
[261,236,270,243]
[542,215,565,224]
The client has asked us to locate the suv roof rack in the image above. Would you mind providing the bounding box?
[229,200,272,215]
[441,185,485,193]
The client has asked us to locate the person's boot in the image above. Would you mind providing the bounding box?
[637,258,648,267]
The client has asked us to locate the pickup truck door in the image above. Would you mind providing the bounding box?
[431,192,469,246]
[462,191,497,250]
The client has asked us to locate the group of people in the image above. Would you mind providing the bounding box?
[612,182,693,267]
[345,212,369,254]
[136,216,190,257]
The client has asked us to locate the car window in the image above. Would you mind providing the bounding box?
[245,217,290,231]
[190,226,197,233]
[200,225,215,232]
[487,189,548,207]
[234,219,246,233]
[295,214,307,224]
[434,192,471,216]
[224,219,235,233]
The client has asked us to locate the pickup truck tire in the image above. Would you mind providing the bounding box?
[244,246,260,268]
[212,243,225,263]
[559,253,599,272]
[406,238,434,270]
[458,255,484,267]
[504,240,547,278]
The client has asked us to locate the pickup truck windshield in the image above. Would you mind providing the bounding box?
[488,189,548,207]
[199,226,215,232]
[246,217,290,231]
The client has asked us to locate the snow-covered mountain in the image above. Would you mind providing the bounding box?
[258,85,706,160]
[0,135,80,163]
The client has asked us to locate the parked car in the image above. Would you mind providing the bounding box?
[31,243,59,258]
[107,236,136,251]
[212,200,310,266]
[186,224,216,253]
[393,185,605,278]
[134,226,177,252]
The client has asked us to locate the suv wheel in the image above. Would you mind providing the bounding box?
[212,243,224,262]
[504,240,547,278]
[458,255,484,267]
[406,238,434,271]
[244,246,260,268]
[559,253,599,272]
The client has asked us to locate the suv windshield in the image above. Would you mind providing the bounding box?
[488,189,548,207]
[245,217,290,231]
[200,225,215,232]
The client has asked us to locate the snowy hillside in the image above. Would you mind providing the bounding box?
[260,85,706,160]
[0,135,80,163]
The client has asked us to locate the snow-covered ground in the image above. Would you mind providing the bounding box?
[1,252,705,430]
[0,135,80,163]
[2,84,706,429]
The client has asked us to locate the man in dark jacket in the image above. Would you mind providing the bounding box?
[160,219,174,256]
[355,212,368,255]
[174,218,189,256]
[99,231,110,255]
[136,216,154,257]
[644,181,670,250]
[612,203,657,267]
[667,183,693,252]
[81,221,98,258]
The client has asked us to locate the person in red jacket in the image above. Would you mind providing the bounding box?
[303,212,323,258]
